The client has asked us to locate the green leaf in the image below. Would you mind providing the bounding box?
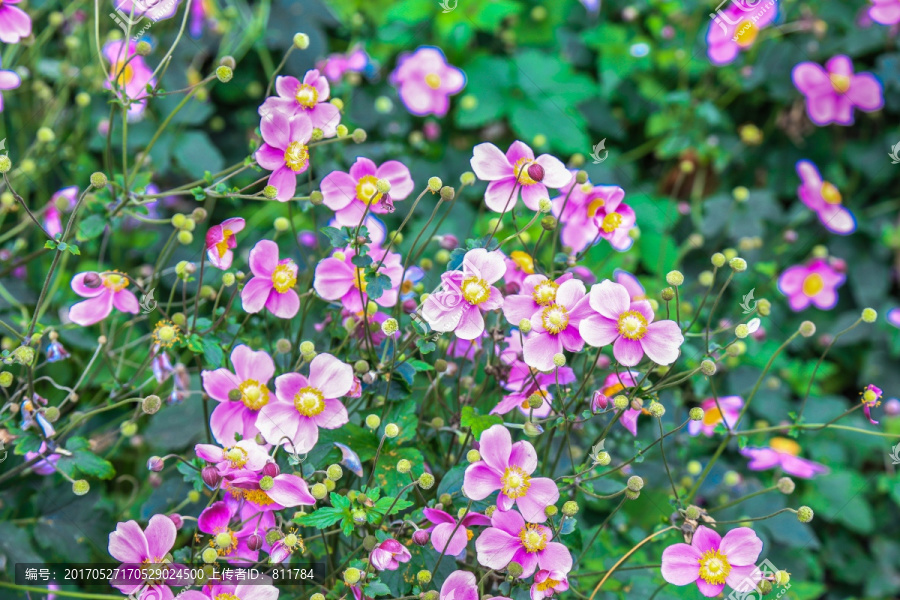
[78,214,107,240]
[57,437,116,480]
[373,447,424,492]
[191,186,207,200]
[364,272,392,301]
[320,226,351,248]
[44,240,58,249]
[201,336,224,367]
[173,131,225,174]
[293,507,344,529]
[371,496,414,517]
[460,406,503,439]
[408,360,433,372]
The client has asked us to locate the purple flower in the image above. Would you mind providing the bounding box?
[795,161,856,235]
[241,240,300,318]
[869,0,900,25]
[0,0,31,44]
[661,525,763,597]
[475,508,572,578]
[43,187,78,239]
[255,110,313,201]
[888,307,900,328]
[318,46,370,81]
[613,269,647,301]
[689,396,743,437]
[422,507,490,556]
[369,538,412,571]
[0,58,21,112]
[462,425,559,523]
[113,0,181,22]
[792,55,883,126]
[777,258,845,311]
[222,470,315,516]
[25,442,59,476]
[531,570,569,600]
[197,501,273,563]
[390,46,465,117]
[260,70,342,138]
[740,437,828,479]
[178,583,279,600]
[471,141,572,214]
[439,571,481,600]
[706,1,778,65]
[68,271,140,326]
[552,176,633,253]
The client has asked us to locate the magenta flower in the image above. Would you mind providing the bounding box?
[861,383,883,425]
[579,280,684,367]
[25,442,59,476]
[205,217,245,270]
[223,469,315,515]
[389,46,465,117]
[422,249,506,340]
[795,161,855,235]
[103,41,156,120]
[423,507,490,556]
[706,1,778,65]
[44,187,78,238]
[493,351,575,418]
[531,570,569,600]
[661,525,763,597]
[0,58,21,112]
[523,279,593,372]
[591,370,637,413]
[740,437,828,479]
[792,55,883,126]
[553,177,632,253]
[321,157,414,227]
[260,70,342,137]
[369,538,412,571]
[257,353,353,453]
[241,240,300,318]
[889,307,900,328]
[471,141,572,213]
[178,583,279,600]
[0,0,31,44]
[113,0,180,21]
[869,0,900,24]
[689,396,742,437]
[475,508,571,578]
[502,273,573,326]
[777,258,845,311]
[197,501,272,563]
[255,110,313,201]
[68,271,140,326]
[195,440,269,476]
[439,571,479,600]
[314,245,403,312]
[201,344,275,446]
[503,251,536,293]
[108,515,178,595]
[463,424,559,523]
[318,46,370,81]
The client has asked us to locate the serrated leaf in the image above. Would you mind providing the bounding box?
[293,507,344,529]
[460,406,503,439]
[320,226,352,248]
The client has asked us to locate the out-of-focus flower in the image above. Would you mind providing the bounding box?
[318,46,371,81]
[44,187,78,238]
[390,46,465,117]
[861,384,883,425]
[740,437,828,479]
[706,1,778,65]
[0,0,32,44]
[689,396,743,437]
[869,0,900,25]
[102,41,156,120]
[795,161,855,235]
[777,258,845,311]
[792,55,883,126]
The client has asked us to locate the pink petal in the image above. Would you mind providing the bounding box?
[71,272,105,297]
[806,93,838,126]
[268,166,298,200]
[641,320,683,365]
[726,563,763,592]
[309,353,354,399]
[463,462,502,499]
[536,541,572,573]
[464,248,507,284]
[523,330,562,372]
[613,337,645,367]
[455,306,486,340]
[516,477,559,523]
[431,522,467,556]
[112,290,140,314]
[718,528,763,566]
[484,177,519,213]
[108,520,150,563]
[478,424,512,471]
[508,441,537,474]
[475,527,520,570]
[255,144,285,171]
[240,278,273,314]
[792,62,830,96]
[231,345,275,384]
[846,73,884,111]
[198,501,231,534]
[265,289,300,318]
[144,514,177,558]
[321,171,357,210]
[555,278,586,308]
[260,109,291,149]
[375,161,415,200]
[249,240,278,276]
[290,416,320,454]
[505,140,535,165]
[314,257,355,301]
[312,398,348,429]
[696,579,724,597]
[579,313,619,348]
[68,293,114,326]
[588,280,630,319]
[268,474,315,506]
[202,368,242,402]
[256,402,301,447]
[691,526,722,553]
[209,402,251,445]
[471,142,512,181]
[534,154,572,188]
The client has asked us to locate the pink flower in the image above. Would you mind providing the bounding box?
[113,0,181,22]
[740,437,828,479]
[502,273,573,326]
[25,442,59,476]
[201,345,275,445]
[795,161,856,235]
[0,0,31,44]
[869,0,900,24]
[178,583,279,600]
[195,440,270,476]
[0,58,21,113]
[493,348,576,418]
[590,371,644,434]
[613,269,647,301]
[579,280,684,367]
[422,249,505,340]
[318,46,370,81]
[689,396,743,437]
[706,1,778,65]
[107,515,179,595]
[661,525,763,597]
[205,217,245,270]
[439,571,479,600]
[68,271,140,326]
[257,353,353,453]
[777,258,845,311]
[889,307,900,328]
[503,251,536,293]
[260,70,342,137]
[44,187,78,238]
[861,383,883,425]
[552,177,632,253]
[241,240,300,318]
[389,46,465,117]
[103,41,156,120]
[369,538,412,571]
[255,110,313,201]
[522,279,593,372]
[321,157,414,227]
[471,141,572,213]
[314,245,403,312]
[223,469,315,515]
[475,508,571,577]
[423,507,490,556]
[197,501,272,563]
[531,570,569,600]
[463,425,559,523]
[792,55,883,126]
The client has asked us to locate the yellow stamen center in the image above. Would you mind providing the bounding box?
[540,304,570,334]
[518,524,548,553]
[215,228,234,258]
[283,141,310,172]
[425,73,442,89]
[702,407,723,427]
[830,74,851,94]
[355,175,383,205]
[535,577,560,592]
[820,182,842,205]
[242,488,274,506]
[512,157,537,186]
[601,212,623,233]
[586,198,606,218]
[294,83,319,108]
[353,267,368,294]
[532,280,559,306]
[511,250,535,274]
[271,263,297,293]
[293,386,325,417]
[698,548,731,585]
[734,21,759,47]
[223,446,249,469]
[215,593,241,600]
[801,273,824,297]
[114,61,135,87]
[152,321,181,348]
[103,272,129,292]
[461,277,491,305]
[239,379,269,411]
[769,436,801,456]
[501,465,532,499]
[617,310,648,340]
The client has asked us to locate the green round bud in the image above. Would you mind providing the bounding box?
[293,33,310,49]
[627,476,644,491]
[262,185,278,200]
[336,124,349,138]
[575,170,589,184]
[562,501,579,517]
[431,417,444,429]
[544,505,558,517]
[90,172,108,188]
[417,569,432,584]
[861,308,877,323]
[259,475,275,491]
[397,459,412,474]
[684,505,701,520]
[460,172,476,185]
[440,186,455,201]
[381,318,399,336]
[666,270,684,286]
[422,592,439,600]
[177,230,194,245]
[735,324,749,339]
[215,532,233,548]
[723,471,740,487]
[0,372,13,387]
[351,508,367,524]
[595,451,611,466]
[274,216,290,232]
[757,298,771,316]
[729,257,747,272]
[310,483,327,499]
[613,395,629,410]
[700,359,717,376]
[434,359,448,373]
[311,594,325,600]
[777,477,795,494]
[541,216,557,231]
[757,580,774,595]
[418,472,435,489]
[526,393,545,410]
[265,530,283,545]
[698,270,715,287]
[647,402,665,418]
[518,318,532,334]
[326,464,343,481]
[365,414,381,429]
[72,480,90,496]
[467,449,481,463]
[384,423,400,438]
[0,155,11,173]
[343,568,362,585]
[711,253,726,268]
[552,353,566,367]
[188,490,201,503]
[689,407,704,421]
[215,66,233,83]
[298,341,315,354]
[351,128,367,144]
[201,547,219,564]
[362,535,377,551]
[799,321,816,337]
[797,506,814,523]
[774,570,791,586]
[428,177,442,192]
[523,421,542,437]
[142,395,162,414]
[354,360,369,374]
[135,40,152,56]
[507,561,524,578]
[37,127,55,143]
[309,190,324,205]
[120,421,138,437]
[661,287,675,301]
[624,488,641,500]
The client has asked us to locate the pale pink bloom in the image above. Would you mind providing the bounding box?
[318,46,370,81]
[222,469,315,518]
[579,280,684,367]
[591,371,643,435]
[201,345,275,445]
[256,353,353,453]
[523,279,593,372]
[423,507,490,556]
[0,57,21,112]
[470,141,572,213]
[260,70,342,137]
[68,271,139,326]
[422,249,505,340]
[369,539,412,571]
[661,525,763,597]
[740,437,828,479]
[44,187,78,238]
[241,240,300,318]
[314,245,403,312]
[439,571,479,600]
[503,251,536,293]
[25,442,58,476]
[792,55,884,126]
[870,0,900,24]
[0,0,30,44]
[689,396,743,437]
[389,46,465,117]
[113,0,180,22]
[195,440,270,476]
[321,157,414,227]
[531,570,569,600]
[205,217,245,270]
[107,515,180,595]
[103,41,156,120]
[552,177,633,253]
[255,110,313,201]
[777,258,845,311]
[475,508,572,577]
[613,269,647,301]
[795,160,855,235]
[463,424,559,523]
[502,273,573,325]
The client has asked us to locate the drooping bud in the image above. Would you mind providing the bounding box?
[413,529,430,546]
[147,456,165,472]
[202,466,221,488]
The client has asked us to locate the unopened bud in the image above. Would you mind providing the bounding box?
[418,472,435,489]
[202,466,221,488]
[700,359,716,376]
[689,407,704,421]
[526,163,545,182]
[797,506,814,523]
[777,477,795,494]
[627,476,644,491]
[147,456,165,472]
[142,395,162,414]
[799,321,816,337]
[562,501,579,516]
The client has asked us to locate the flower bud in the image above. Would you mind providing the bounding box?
[799,321,816,337]
[246,533,264,551]
[344,568,362,586]
[440,186,455,200]
[526,163,545,182]
[147,456,165,472]
[627,476,644,491]
[689,407,704,421]
[700,359,716,376]
[774,570,791,586]
[797,506,814,523]
[507,561,524,578]
[661,287,675,301]
[418,472,435,489]
[861,308,877,323]
[684,505,701,520]
[613,395,629,410]
[72,480,90,495]
[293,32,310,49]
[385,423,400,438]
[310,483,327,499]
[351,128,367,143]
[541,216,557,231]
[201,547,218,564]
[777,477,795,494]
[666,270,684,286]
[202,466,221,488]
[711,253,726,267]
[142,395,162,414]
[381,318,399,336]
[90,172,108,188]
[562,501,579,516]
[411,528,430,546]
[735,324,749,339]
[0,156,11,173]
[523,421,543,437]
[647,402,665,418]
[729,257,747,272]
[397,459,412,474]
[624,488,640,500]
[365,414,381,429]
[417,569,432,584]
[428,177,442,192]
[259,475,275,491]
[595,451,611,466]
[0,372,12,387]
[757,580,773,595]
[467,449,481,463]
[575,170,588,184]
[422,592,439,600]
[326,464,343,480]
